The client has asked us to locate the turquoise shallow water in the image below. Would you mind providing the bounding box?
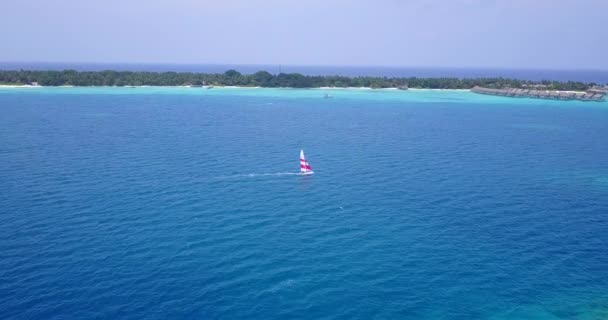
[1,87,607,319]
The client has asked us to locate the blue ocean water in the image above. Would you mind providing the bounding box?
[1,87,607,319]
[2,62,607,83]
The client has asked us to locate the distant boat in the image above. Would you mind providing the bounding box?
[324,93,332,99]
[300,149,314,175]
[206,86,214,89]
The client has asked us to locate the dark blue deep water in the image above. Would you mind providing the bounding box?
[1,88,607,319]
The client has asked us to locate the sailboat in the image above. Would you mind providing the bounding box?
[300,149,314,175]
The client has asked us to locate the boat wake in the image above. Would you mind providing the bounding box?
[213,172,302,180]
[213,150,315,181]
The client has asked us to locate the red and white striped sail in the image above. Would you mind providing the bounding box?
[300,149,314,175]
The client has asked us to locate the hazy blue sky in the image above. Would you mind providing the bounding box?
[2,0,607,69]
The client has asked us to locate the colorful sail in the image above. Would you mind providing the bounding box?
[300,149,314,175]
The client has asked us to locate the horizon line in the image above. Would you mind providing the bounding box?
[1,61,607,72]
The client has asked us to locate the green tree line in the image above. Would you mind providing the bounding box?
[0,69,594,91]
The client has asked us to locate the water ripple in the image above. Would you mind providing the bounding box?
[1,89,607,319]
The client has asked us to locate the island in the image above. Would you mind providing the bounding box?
[0,69,605,101]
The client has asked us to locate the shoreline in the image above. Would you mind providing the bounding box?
[0,84,472,91]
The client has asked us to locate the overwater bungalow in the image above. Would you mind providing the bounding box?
[470,86,603,101]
